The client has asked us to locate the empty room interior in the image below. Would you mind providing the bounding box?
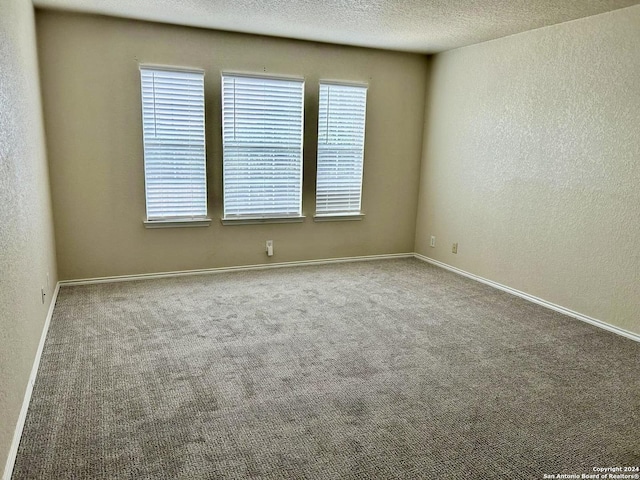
[2,0,639,477]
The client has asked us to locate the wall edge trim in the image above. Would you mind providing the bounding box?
[3,282,61,480]
[413,253,640,343]
[59,253,415,286]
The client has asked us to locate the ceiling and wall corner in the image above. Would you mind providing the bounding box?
[31,0,640,53]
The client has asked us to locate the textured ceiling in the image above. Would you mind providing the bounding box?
[33,0,640,53]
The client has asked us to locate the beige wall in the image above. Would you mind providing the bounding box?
[36,11,428,280]
[415,6,640,335]
[0,0,58,472]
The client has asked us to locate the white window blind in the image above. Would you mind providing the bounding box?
[140,67,207,221]
[222,74,304,219]
[316,82,367,216]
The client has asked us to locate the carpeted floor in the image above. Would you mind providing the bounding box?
[12,258,640,479]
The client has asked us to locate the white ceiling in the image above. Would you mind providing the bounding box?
[33,0,640,53]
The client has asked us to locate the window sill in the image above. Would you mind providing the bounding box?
[221,216,306,226]
[314,213,365,222]
[144,218,212,229]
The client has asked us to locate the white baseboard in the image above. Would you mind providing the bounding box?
[413,254,640,343]
[3,282,61,480]
[59,253,415,286]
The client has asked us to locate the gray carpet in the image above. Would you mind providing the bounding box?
[12,258,640,479]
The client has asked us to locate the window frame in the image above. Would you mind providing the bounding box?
[314,80,368,222]
[139,64,210,228]
[220,72,306,225]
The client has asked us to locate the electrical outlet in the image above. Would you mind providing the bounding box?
[266,240,274,257]
[452,242,458,254]
[430,236,436,248]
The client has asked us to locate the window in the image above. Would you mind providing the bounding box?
[221,73,304,223]
[140,66,208,226]
[315,82,367,219]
